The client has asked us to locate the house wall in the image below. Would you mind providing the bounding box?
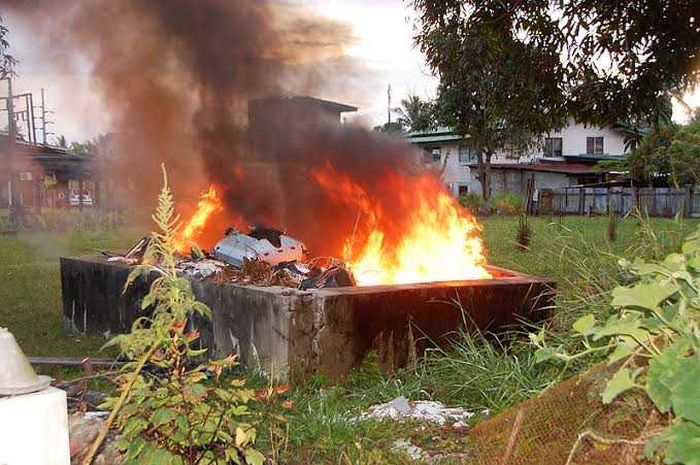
[471,170,576,199]
[533,118,627,158]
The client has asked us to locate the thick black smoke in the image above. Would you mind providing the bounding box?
[6,0,426,255]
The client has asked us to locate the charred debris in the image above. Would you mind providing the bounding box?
[103,225,356,290]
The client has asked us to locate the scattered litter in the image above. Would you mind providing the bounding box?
[177,259,225,279]
[359,395,475,427]
[391,439,428,461]
[103,236,150,265]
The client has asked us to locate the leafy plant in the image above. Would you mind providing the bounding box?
[458,192,483,215]
[516,213,531,250]
[493,192,523,215]
[532,224,700,464]
[85,166,265,465]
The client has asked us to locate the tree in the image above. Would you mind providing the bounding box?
[627,121,700,187]
[54,134,68,148]
[413,2,568,211]
[395,94,435,132]
[373,121,404,135]
[0,16,16,79]
[416,1,699,129]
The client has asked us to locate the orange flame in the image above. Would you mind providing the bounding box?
[174,185,223,253]
[312,162,491,286]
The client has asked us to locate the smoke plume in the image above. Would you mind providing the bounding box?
[6,0,428,256]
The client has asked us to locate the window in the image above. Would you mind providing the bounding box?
[586,137,604,155]
[431,147,442,163]
[543,137,562,157]
[458,144,478,164]
[458,185,469,196]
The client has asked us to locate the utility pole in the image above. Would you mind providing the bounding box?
[5,77,21,219]
[39,88,48,144]
[387,84,392,125]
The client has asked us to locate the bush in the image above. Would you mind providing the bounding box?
[493,192,523,215]
[459,192,483,214]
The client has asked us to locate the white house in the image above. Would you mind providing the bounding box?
[407,119,628,198]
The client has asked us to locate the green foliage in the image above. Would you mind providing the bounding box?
[493,192,523,215]
[103,166,265,465]
[0,16,16,79]
[394,94,435,133]
[414,1,697,127]
[18,209,125,232]
[458,192,482,215]
[628,120,700,187]
[515,213,531,250]
[533,224,700,464]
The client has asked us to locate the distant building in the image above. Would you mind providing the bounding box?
[0,135,95,209]
[407,119,628,198]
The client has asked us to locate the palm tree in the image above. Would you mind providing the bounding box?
[0,17,16,79]
[395,94,434,132]
[55,134,68,148]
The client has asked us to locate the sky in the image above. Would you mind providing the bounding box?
[3,0,698,144]
[3,0,438,144]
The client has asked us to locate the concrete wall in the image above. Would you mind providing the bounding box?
[60,257,555,380]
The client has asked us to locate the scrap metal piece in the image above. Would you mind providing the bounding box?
[213,226,305,268]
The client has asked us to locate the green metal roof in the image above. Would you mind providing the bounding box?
[406,127,468,145]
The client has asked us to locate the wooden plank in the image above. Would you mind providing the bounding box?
[27,356,121,367]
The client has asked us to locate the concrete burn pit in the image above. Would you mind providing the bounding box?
[60,257,555,380]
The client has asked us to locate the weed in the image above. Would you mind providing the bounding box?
[515,213,531,250]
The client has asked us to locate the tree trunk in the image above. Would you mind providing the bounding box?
[477,150,493,214]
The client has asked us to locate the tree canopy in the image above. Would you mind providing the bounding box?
[414,1,699,127]
[628,121,700,186]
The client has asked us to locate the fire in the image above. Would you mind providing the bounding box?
[174,185,223,252]
[312,162,491,286]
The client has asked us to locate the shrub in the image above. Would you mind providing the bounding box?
[532,223,700,465]
[493,192,523,215]
[516,213,531,250]
[459,192,483,214]
[84,166,265,465]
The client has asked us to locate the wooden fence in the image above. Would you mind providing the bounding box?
[538,186,700,217]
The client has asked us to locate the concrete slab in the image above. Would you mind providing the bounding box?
[60,257,555,379]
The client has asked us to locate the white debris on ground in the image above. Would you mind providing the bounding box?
[391,439,428,461]
[176,259,226,279]
[359,396,476,427]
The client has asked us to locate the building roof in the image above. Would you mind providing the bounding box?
[252,95,358,113]
[406,127,467,145]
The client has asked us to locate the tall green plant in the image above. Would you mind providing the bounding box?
[85,166,264,465]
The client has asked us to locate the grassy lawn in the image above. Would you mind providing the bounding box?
[0,215,694,357]
[0,215,696,463]
[0,227,142,357]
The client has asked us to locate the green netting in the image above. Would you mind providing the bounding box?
[465,362,665,465]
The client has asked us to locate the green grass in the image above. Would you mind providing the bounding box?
[0,214,696,463]
[0,227,141,357]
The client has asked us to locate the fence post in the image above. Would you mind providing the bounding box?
[579,187,585,215]
[685,185,692,217]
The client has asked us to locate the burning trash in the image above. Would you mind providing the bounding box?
[108,224,356,290]
[213,226,306,267]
